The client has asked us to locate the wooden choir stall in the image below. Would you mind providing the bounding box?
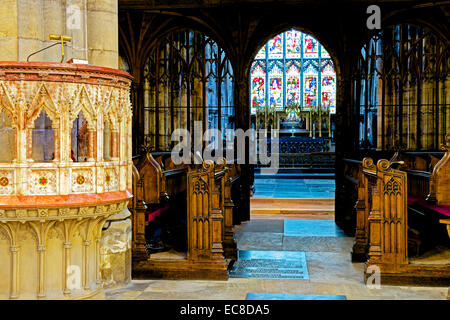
[130,150,240,280]
[350,133,450,286]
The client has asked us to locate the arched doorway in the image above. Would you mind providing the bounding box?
[228,28,343,281]
[248,28,337,220]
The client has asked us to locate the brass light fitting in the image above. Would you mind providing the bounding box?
[49,34,72,62]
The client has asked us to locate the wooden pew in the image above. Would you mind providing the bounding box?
[361,155,450,285]
[223,161,240,260]
[131,154,234,280]
[345,158,372,262]
[427,134,450,206]
[389,137,450,254]
[352,135,450,262]
[131,152,188,261]
[439,219,450,300]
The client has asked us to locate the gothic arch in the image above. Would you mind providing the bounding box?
[69,86,96,129]
[356,22,449,150]
[26,83,59,129]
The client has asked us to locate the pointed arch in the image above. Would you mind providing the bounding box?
[69,85,96,129]
[250,28,337,139]
[103,89,120,131]
[26,83,59,128]
[356,23,449,150]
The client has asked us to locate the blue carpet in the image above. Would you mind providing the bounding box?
[246,293,347,300]
[253,178,335,198]
[284,219,346,237]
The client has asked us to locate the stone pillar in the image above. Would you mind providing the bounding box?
[87,0,118,68]
[143,78,150,139]
[234,72,252,223]
[421,79,434,150]
[148,84,157,148]
[0,0,19,60]
[0,1,118,67]
[158,77,168,150]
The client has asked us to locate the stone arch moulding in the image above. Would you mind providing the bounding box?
[26,83,60,129]
[0,82,18,128]
[103,88,120,131]
[69,85,97,129]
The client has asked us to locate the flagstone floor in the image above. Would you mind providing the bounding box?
[104,215,448,300]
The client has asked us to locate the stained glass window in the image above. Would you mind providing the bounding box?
[303,34,318,58]
[268,34,283,59]
[251,61,266,114]
[286,30,301,59]
[250,29,336,114]
[286,63,301,104]
[268,63,283,109]
[321,61,336,113]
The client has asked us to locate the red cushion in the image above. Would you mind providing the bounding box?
[412,198,450,217]
[407,196,420,206]
[147,205,170,223]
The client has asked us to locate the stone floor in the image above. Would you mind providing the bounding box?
[104,214,448,300]
[253,178,335,198]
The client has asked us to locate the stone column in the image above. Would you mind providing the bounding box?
[87,0,118,68]
[87,128,96,161]
[52,122,60,161]
[110,130,119,160]
[0,0,18,61]
[26,125,33,161]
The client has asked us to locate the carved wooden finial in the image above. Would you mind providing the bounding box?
[443,132,450,150]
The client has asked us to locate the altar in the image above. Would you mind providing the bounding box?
[255,102,334,139]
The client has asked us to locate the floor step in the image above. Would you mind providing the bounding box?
[250,198,334,215]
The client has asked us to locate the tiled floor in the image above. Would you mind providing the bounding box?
[104,216,448,300]
[253,178,335,198]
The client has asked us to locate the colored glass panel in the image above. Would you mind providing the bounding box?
[304,35,318,58]
[286,30,301,59]
[250,29,336,114]
[269,64,283,108]
[269,76,283,108]
[268,34,283,59]
[304,75,317,108]
[321,46,330,58]
[321,62,336,113]
[255,45,266,59]
[251,62,266,114]
[286,64,301,104]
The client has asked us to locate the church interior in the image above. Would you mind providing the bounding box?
[0,0,449,301]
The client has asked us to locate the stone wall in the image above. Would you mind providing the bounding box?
[0,0,118,68]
